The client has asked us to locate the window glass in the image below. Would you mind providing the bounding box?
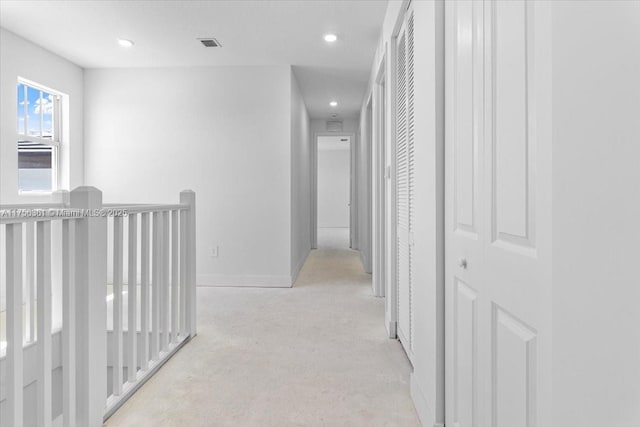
[18,142,53,192]
[26,84,41,138]
[17,80,61,193]
[41,93,54,138]
[17,82,25,133]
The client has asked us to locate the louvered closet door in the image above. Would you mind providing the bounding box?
[445,1,552,426]
[396,10,415,361]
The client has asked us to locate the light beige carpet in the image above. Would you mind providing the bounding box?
[105,248,420,427]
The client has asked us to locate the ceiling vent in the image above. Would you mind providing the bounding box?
[326,120,343,132]
[198,38,222,47]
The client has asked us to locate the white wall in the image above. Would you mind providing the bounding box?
[84,66,294,287]
[359,0,444,424]
[0,28,84,203]
[290,71,312,282]
[317,138,350,228]
[552,2,640,426]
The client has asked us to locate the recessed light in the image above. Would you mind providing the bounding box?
[324,34,338,43]
[118,39,135,47]
[330,101,338,107]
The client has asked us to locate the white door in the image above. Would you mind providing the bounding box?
[395,10,415,361]
[445,1,552,426]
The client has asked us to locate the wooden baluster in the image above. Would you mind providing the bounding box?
[179,209,187,337]
[171,210,179,343]
[25,221,35,343]
[112,216,123,395]
[127,213,138,382]
[6,223,24,427]
[36,220,52,427]
[162,210,170,350]
[140,212,150,369]
[151,212,161,360]
[62,219,76,427]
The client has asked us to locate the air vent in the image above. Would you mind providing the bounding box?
[198,38,222,48]
[326,120,343,132]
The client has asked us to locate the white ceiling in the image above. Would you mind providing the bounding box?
[0,0,388,119]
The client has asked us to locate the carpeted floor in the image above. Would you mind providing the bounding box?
[105,247,419,427]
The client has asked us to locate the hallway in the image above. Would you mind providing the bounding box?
[105,248,419,426]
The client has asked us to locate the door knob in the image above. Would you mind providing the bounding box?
[458,258,467,269]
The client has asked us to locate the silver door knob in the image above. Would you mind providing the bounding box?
[458,258,467,269]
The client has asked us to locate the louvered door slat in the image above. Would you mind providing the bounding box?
[396,9,416,360]
[396,21,412,359]
[407,10,416,349]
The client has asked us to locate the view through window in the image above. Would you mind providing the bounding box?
[17,80,62,192]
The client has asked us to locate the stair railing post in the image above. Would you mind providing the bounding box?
[180,190,197,336]
[70,186,107,426]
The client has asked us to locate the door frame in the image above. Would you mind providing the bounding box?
[384,13,402,339]
[311,131,357,250]
[372,54,387,297]
[361,97,374,274]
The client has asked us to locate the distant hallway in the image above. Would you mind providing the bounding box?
[317,226,350,249]
[105,247,419,426]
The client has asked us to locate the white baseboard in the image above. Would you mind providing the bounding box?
[197,248,311,289]
[197,274,293,288]
[410,373,437,427]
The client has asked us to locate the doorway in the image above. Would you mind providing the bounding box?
[315,135,352,249]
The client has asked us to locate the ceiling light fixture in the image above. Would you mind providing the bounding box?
[324,34,338,43]
[118,39,135,47]
[330,101,338,107]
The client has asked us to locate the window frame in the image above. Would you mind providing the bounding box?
[17,78,63,194]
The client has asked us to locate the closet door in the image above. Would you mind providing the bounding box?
[396,9,415,360]
[444,1,484,424]
[445,1,552,426]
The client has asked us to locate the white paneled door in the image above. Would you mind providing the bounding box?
[396,8,415,362]
[445,1,552,426]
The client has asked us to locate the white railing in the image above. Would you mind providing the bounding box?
[0,186,197,427]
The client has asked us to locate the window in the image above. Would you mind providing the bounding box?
[17,80,62,193]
